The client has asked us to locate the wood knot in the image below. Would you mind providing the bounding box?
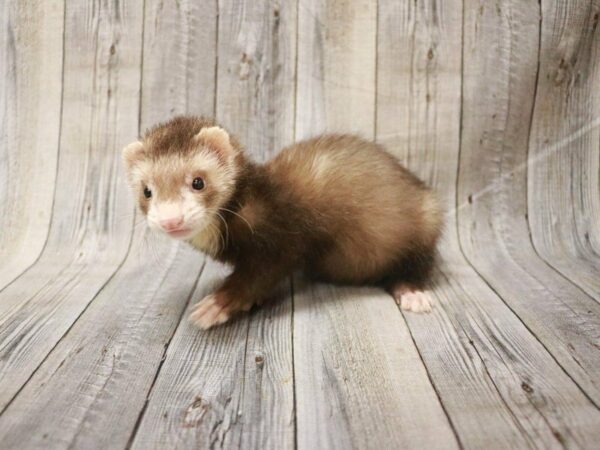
[191,396,204,408]
[239,53,252,80]
[182,395,210,428]
[553,430,565,445]
[553,58,569,85]
[521,381,533,394]
[255,354,264,367]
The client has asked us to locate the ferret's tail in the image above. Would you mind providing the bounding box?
[420,190,444,249]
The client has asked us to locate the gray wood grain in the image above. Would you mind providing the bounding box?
[0,0,599,448]
[0,0,63,289]
[527,0,600,300]
[376,1,542,447]
[141,0,217,126]
[0,233,203,449]
[0,0,141,412]
[131,263,294,450]
[296,0,377,140]
[216,0,297,161]
[293,278,458,450]
[457,0,600,406]
[407,263,600,449]
[379,0,600,448]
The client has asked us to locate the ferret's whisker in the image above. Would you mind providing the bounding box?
[140,230,167,270]
[219,206,254,234]
[212,219,226,251]
[205,219,225,251]
[214,211,230,246]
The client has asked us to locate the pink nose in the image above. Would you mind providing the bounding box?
[159,216,184,231]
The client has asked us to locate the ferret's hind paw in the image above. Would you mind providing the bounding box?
[189,294,231,330]
[392,285,433,313]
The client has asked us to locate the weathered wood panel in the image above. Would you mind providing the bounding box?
[528,0,600,300]
[457,0,600,406]
[0,0,218,443]
[293,279,458,449]
[376,0,460,186]
[406,265,600,448]
[377,1,543,447]
[294,2,458,449]
[141,0,217,126]
[0,1,63,289]
[0,233,203,449]
[216,0,297,161]
[0,0,598,447]
[379,0,600,447]
[296,0,377,140]
[0,0,141,412]
[131,263,294,449]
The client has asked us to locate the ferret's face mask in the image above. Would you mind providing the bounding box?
[122,127,238,243]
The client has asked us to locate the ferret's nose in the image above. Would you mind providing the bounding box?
[160,216,184,231]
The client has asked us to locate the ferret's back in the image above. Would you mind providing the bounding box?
[267,134,428,212]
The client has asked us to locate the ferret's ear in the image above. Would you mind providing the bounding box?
[122,140,145,169]
[195,126,236,159]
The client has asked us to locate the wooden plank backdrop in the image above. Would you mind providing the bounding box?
[0,0,598,449]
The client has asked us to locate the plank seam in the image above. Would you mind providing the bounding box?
[0,0,136,416]
[450,0,558,439]
[125,258,207,450]
[0,0,66,295]
[522,1,600,303]
[397,303,464,449]
[0,218,138,417]
[213,0,219,120]
[455,319,541,448]
[453,0,600,410]
[1,0,142,420]
[373,0,379,141]
[137,0,146,132]
[235,307,253,447]
[292,0,299,146]
[455,232,600,408]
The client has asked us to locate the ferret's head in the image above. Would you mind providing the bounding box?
[122,116,241,242]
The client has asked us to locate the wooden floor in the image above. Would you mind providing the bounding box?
[1,1,599,448]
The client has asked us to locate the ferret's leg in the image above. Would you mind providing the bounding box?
[387,246,437,313]
[189,262,289,329]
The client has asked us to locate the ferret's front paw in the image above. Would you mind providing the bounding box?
[189,292,252,330]
[189,293,230,329]
[392,285,433,313]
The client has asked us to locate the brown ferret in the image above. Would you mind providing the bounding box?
[122,116,443,329]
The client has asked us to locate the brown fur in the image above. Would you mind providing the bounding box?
[124,116,444,328]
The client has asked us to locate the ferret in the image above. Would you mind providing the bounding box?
[122,116,443,329]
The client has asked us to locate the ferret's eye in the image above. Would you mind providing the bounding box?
[192,177,205,190]
[143,186,152,199]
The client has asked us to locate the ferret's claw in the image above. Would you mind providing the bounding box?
[189,294,231,329]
